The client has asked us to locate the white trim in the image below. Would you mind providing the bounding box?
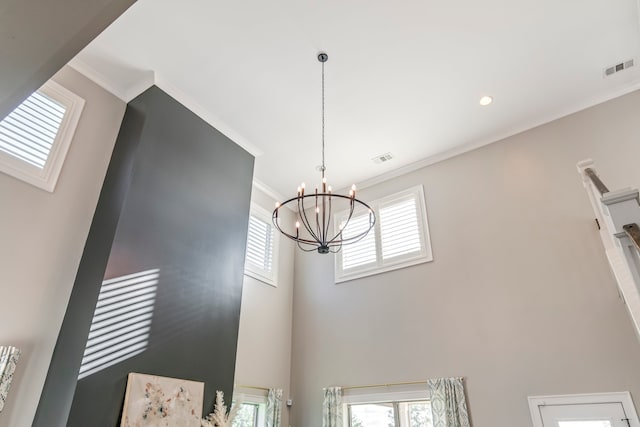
[343,390,429,405]
[154,74,262,157]
[69,60,262,157]
[528,392,640,427]
[252,178,289,209]
[69,57,156,102]
[0,81,85,192]
[244,203,280,287]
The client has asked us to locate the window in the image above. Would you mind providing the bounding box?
[232,403,260,427]
[343,389,433,427]
[335,185,432,282]
[232,394,266,427]
[244,204,279,286]
[0,80,85,192]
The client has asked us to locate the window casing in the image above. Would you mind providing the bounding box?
[244,204,279,286]
[335,185,432,282]
[0,80,85,192]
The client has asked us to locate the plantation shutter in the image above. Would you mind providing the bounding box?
[379,195,423,260]
[0,91,67,169]
[246,214,275,274]
[340,213,377,270]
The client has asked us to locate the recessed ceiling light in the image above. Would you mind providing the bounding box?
[479,96,493,106]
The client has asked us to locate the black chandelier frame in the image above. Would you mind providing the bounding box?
[272,52,376,254]
[273,190,375,254]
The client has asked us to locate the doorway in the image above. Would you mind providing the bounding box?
[529,393,639,427]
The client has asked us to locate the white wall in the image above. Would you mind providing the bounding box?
[0,66,125,427]
[289,89,640,426]
[234,186,295,427]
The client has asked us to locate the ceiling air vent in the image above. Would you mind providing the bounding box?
[372,152,393,164]
[604,58,635,77]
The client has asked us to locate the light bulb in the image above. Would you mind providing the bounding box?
[479,96,493,106]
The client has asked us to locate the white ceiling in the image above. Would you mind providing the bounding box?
[72,0,640,197]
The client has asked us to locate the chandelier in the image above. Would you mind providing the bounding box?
[272,53,376,254]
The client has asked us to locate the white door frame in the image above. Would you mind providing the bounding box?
[528,392,640,427]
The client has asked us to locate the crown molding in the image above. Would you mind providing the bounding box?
[68,58,155,102]
[154,74,262,157]
[68,60,262,157]
[354,79,640,192]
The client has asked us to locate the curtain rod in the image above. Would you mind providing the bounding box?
[236,384,271,391]
[342,380,428,391]
[342,377,464,391]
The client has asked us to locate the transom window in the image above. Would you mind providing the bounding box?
[0,80,84,192]
[335,185,432,282]
[244,204,279,286]
[348,400,432,427]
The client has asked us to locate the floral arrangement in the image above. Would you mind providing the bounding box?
[201,390,241,427]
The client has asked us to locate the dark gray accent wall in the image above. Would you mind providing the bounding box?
[0,0,136,120]
[33,86,254,427]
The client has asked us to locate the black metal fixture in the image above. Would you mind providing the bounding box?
[272,52,376,254]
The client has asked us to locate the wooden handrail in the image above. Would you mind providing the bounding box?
[584,167,610,195]
[623,223,640,253]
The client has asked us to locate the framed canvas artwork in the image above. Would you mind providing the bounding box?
[0,346,21,413]
[121,372,204,427]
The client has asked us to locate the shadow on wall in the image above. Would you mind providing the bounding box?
[77,264,225,382]
[78,269,160,380]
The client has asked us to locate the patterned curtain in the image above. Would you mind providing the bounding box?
[266,388,283,427]
[428,377,471,427]
[322,387,343,427]
[0,346,21,412]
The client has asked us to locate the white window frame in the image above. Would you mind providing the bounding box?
[244,203,280,287]
[0,80,85,192]
[342,388,431,427]
[528,392,640,427]
[335,185,433,283]
[234,393,267,427]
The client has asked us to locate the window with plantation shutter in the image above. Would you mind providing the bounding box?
[244,204,279,286]
[335,185,432,282]
[0,80,84,192]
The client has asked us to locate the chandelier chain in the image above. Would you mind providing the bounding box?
[321,59,325,179]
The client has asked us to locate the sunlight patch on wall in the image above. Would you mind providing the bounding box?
[77,269,159,380]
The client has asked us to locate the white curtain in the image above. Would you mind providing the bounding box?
[322,386,343,427]
[266,388,283,427]
[0,346,21,412]
[428,377,471,427]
